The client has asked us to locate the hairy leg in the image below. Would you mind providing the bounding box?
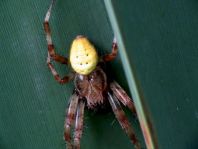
[44,0,73,84]
[64,93,79,149]
[47,52,74,84]
[73,100,85,149]
[102,37,118,62]
[44,0,68,64]
[108,92,141,149]
[110,81,136,114]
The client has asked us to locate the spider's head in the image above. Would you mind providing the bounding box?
[69,36,98,75]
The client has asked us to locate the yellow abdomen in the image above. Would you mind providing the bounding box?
[69,36,98,75]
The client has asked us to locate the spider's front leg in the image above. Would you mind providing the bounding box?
[64,93,79,149]
[44,0,73,84]
[110,81,136,114]
[73,100,85,149]
[108,92,141,149]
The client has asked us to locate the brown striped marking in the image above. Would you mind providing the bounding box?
[110,81,136,114]
[108,92,141,149]
[73,101,85,149]
[64,94,79,149]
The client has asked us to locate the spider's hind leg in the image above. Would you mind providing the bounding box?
[107,92,141,149]
[44,0,74,84]
[44,0,68,64]
[102,37,118,62]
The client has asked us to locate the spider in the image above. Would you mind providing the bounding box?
[43,0,141,149]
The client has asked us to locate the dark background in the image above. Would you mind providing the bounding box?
[106,0,198,149]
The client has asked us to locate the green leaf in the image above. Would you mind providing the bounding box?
[105,0,198,149]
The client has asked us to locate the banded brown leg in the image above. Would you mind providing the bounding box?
[64,93,79,149]
[47,52,74,84]
[102,37,118,62]
[73,100,85,149]
[44,0,73,84]
[44,0,68,64]
[110,81,136,114]
[108,92,141,149]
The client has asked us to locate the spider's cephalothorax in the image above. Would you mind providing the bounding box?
[74,65,108,108]
[44,1,141,149]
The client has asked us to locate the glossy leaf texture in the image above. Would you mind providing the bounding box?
[105,0,198,149]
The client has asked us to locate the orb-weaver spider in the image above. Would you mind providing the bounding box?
[43,0,141,149]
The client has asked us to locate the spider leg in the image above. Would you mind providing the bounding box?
[103,37,118,62]
[44,0,68,64]
[47,52,74,84]
[64,93,79,149]
[44,0,73,84]
[110,81,136,114]
[73,100,85,149]
[107,92,141,149]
